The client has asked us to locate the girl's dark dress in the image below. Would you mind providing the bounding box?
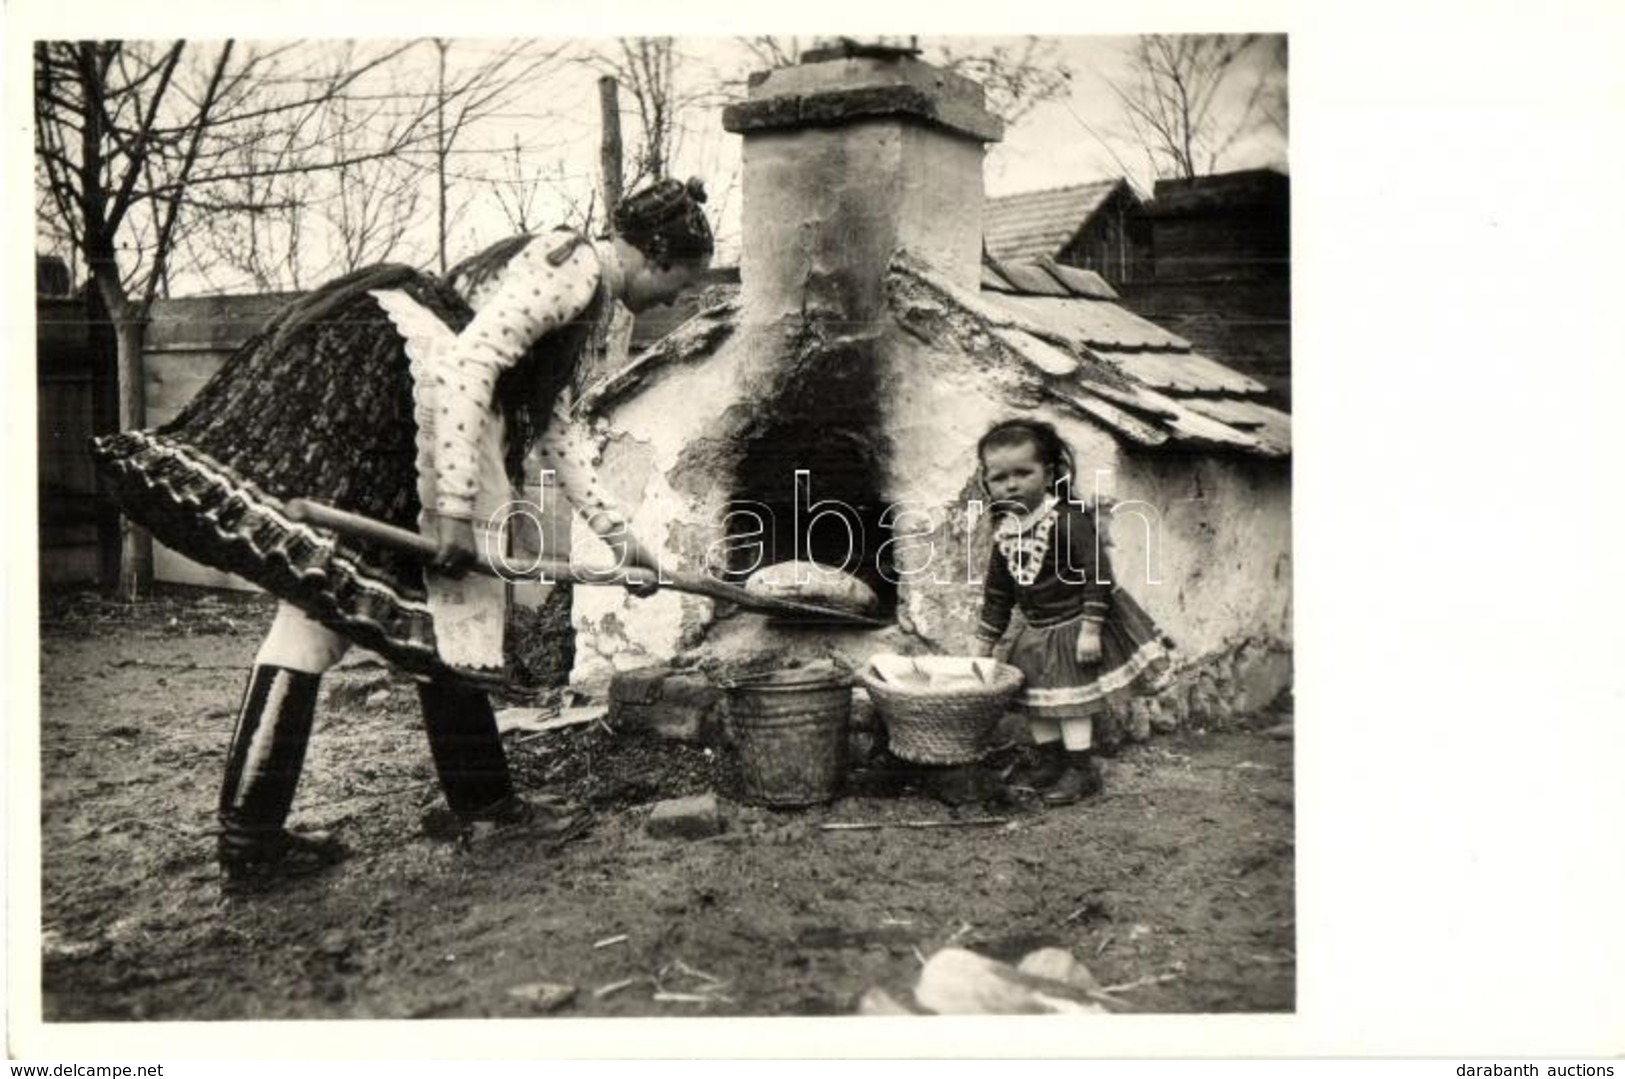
[976,496,1173,720]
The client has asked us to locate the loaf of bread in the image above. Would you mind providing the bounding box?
[743,560,880,614]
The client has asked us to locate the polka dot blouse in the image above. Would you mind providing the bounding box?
[434,231,604,519]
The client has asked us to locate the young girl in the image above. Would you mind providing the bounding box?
[967,419,1173,804]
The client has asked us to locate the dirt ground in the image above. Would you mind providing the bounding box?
[35,586,1294,1022]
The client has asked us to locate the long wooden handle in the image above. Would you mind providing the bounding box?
[283,498,652,586]
[283,498,887,625]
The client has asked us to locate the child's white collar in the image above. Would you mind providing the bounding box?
[993,494,1059,538]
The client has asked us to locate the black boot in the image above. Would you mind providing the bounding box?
[218,665,347,889]
[417,679,588,844]
[1042,750,1104,806]
[1007,740,1068,793]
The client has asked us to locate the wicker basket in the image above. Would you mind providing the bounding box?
[859,655,1025,765]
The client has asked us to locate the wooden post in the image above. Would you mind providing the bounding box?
[83,286,123,589]
[599,75,623,232]
[111,297,152,601]
[435,39,451,275]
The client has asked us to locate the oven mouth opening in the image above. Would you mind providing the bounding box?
[721,494,899,622]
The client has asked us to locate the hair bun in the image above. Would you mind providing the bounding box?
[614,175,715,262]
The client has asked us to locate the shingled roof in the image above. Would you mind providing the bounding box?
[982,180,1133,263]
[591,250,1290,460]
[896,252,1292,458]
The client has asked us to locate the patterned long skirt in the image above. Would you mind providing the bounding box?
[90,265,484,682]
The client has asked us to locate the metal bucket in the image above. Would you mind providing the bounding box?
[724,669,852,807]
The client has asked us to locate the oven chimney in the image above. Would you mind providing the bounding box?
[722,42,1004,326]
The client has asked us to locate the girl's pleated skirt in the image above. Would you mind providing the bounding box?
[1004,586,1174,722]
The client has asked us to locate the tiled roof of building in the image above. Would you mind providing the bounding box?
[900,253,1291,458]
[982,255,1117,300]
[982,180,1129,263]
[600,250,1291,460]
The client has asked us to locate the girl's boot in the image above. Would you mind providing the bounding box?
[217,665,347,888]
[417,679,588,842]
[1042,750,1104,806]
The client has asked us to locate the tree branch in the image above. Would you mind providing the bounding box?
[105,41,186,236]
[143,41,235,309]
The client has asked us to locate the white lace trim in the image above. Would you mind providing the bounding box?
[994,496,1059,586]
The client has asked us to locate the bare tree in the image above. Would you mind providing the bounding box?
[33,38,439,597]
[736,36,805,71]
[167,39,578,291]
[208,49,430,286]
[1256,36,1289,139]
[583,38,743,198]
[487,139,600,236]
[1104,34,1285,181]
[551,162,601,235]
[317,90,428,277]
[202,140,315,291]
[584,38,678,191]
[930,37,1073,125]
[416,38,574,273]
[489,138,545,235]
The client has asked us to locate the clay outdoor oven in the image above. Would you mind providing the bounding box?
[561,43,1293,740]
